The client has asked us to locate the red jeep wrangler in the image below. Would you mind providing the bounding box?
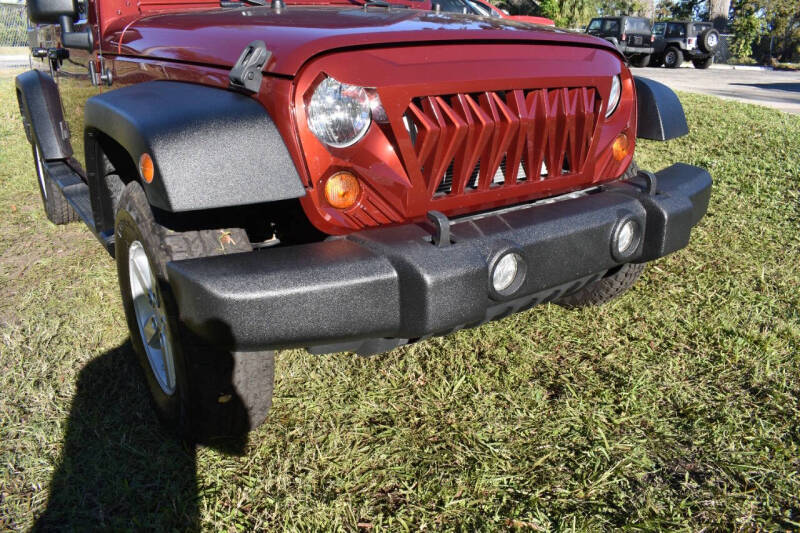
[16,0,711,441]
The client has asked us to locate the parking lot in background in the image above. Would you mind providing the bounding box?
[636,65,800,115]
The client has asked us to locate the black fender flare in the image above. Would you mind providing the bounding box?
[634,76,689,141]
[84,81,305,212]
[15,70,73,160]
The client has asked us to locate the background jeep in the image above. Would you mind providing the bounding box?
[651,20,720,69]
[586,16,655,68]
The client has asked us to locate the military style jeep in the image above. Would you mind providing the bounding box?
[651,20,720,69]
[586,16,655,68]
[16,0,711,441]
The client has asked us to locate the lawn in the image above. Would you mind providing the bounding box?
[1,71,799,531]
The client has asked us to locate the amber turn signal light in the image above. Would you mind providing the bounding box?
[139,153,154,183]
[612,133,630,162]
[324,172,361,209]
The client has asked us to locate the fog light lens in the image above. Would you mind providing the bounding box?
[324,172,361,209]
[617,220,636,253]
[492,253,521,293]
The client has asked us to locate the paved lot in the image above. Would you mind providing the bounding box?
[635,65,800,115]
[0,55,28,70]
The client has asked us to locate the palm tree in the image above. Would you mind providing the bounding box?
[708,0,731,30]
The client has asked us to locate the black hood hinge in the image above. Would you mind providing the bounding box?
[229,40,272,94]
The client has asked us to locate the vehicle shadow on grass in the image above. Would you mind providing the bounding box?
[730,82,800,94]
[32,339,246,531]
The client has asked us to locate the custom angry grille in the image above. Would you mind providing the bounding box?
[402,87,600,199]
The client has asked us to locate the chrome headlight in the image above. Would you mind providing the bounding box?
[307,76,372,148]
[606,74,621,118]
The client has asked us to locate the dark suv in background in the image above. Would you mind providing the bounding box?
[651,21,720,69]
[586,16,654,68]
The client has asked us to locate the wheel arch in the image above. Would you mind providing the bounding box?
[15,70,73,160]
[83,80,306,214]
[633,77,689,141]
[84,129,137,239]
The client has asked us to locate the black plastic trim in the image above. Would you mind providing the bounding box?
[15,70,73,160]
[42,159,115,254]
[84,81,305,212]
[27,0,77,24]
[633,76,690,141]
[167,163,712,352]
[229,40,271,94]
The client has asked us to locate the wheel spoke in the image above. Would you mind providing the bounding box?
[142,315,161,349]
[130,256,151,294]
[128,240,175,396]
[159,333,173,382]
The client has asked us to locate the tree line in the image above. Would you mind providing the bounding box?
[499,0,798,62]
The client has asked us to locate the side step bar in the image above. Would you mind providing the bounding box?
[44,159,115,255]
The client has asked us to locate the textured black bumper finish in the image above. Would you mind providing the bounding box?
[167,163,712,352]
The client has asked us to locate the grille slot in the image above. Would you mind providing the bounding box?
[404,87,599,200]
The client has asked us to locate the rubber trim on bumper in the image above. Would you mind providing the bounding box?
[167,163,711,352]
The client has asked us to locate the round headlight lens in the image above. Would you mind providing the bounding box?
[606,74,621,118]
[307,76,372,148]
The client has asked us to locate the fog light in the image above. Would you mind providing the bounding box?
[613,218,641,259]
[492,252,523,294]
[617,220,636,252]
[324,172,361,209]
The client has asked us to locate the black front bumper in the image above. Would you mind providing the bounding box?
[167,163,711,354]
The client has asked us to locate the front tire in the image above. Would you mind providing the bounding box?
[556,161,646,308]
[115,182,274,442]
[556,263,645,308]
[664,46,683,68]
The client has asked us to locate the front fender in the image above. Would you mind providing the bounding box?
[84,81,305,212]
[15,70,73,160]
[634,76,689,141]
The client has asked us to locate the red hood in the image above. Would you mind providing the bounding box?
[106,6,618,76]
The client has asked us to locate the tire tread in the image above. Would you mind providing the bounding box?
[555,161,647,308]
[115,182,273,442]
[33,146,79,225]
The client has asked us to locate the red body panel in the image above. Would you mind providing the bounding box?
[90,0,633,235]
[103,6,615,76]
[292,44,634,233]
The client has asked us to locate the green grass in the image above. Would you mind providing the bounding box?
[1,73,799,531]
